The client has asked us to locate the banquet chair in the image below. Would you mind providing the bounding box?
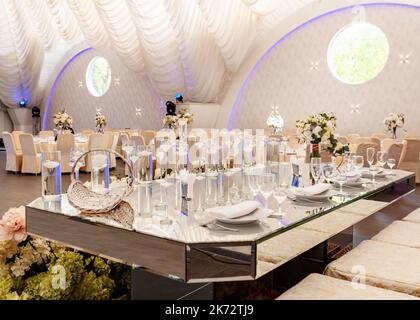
[382,138,396,152]
[336,136,348,144]
[399,138,420,183]
[83,133,108,172]
[19,134,41,174]
[11,131,24,153]
[355,143,379,167]
[80,128,94,136]
[371,137,381,148]
[2,132,22,172]
[384,141,405,168]
[142,130,156,145]
[372,133,386,140]
[39,130,54,139]
[355,137,372,144]
[104,132,117,169]
[104,128,114,132]
[109,132,119,168]
[346,134,360,144]
[57,133,75,173]
[131,135,146,147]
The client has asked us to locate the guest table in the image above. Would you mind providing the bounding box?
[25,169,415,299]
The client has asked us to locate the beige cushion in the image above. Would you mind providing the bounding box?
[403,208,420,224]
[325,240,420,297]
[372,221,420,249]
[278,274,417,300]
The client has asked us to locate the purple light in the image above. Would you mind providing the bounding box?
[42,47,93,130]
[227,2,420,129]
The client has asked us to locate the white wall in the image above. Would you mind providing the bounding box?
[218,1,420,137]
[43,48,164,131]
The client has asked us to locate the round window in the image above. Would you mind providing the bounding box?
[327,23,389,85]
[86,56,112,97]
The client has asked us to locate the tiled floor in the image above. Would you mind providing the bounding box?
[0,151,419,240]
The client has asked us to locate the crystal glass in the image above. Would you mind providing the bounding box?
[387,158,396,171]
[91,151,110,194]
[258,173,275,209]
[278,162,291,188]
[247,171,260,200]
[41,151,62,201]
[310,157,322,184]
[134,145,153,184]
[273,188,287,216]
[69,147,85,180]
[377,151,387,169]
[322,163,338,184]
[366,147,376,167]
[335,171,347,195]
[352,155,364,172]
[369,164,381,183]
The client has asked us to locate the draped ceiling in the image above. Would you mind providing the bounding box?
[0,0,314,109]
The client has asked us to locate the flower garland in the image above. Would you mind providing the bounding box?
[53,109,73,130]
[0,207,130,300]
[296,112,349,155]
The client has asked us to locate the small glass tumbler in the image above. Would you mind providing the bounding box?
[41,151,62,201]
[91,151,110,194]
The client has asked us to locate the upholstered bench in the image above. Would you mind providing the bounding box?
[372,220,420,249]
[403,208,420,224]
[325,240,420,297]
[277,274,417,300]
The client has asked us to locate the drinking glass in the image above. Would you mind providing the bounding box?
[258,173,275,209]
[335,171,347,195]
[91,151,110,194]
[366,148,375,167]
[369,164,381,184]
[134,145,153,184]
[322,163,338,184]
[387,158,396,172]
[41,151,62,201]
[247,172,260,200]
[352,155,364,172]
[273,188,287,216]
[377,151,387,169]
[122,139,135,158]
[69,147,85,180]
[310,158,322,184]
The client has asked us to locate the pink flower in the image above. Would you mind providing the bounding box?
[0,206,26,242]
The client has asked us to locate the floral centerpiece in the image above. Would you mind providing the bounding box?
[53,109,73,132]
[163,108,194,129]
[266,106,284,134]
[0,206,130,300]
[296,112,349,158]
[95,112,107,133]
[384,113,405,139]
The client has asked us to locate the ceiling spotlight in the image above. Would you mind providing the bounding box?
[175,93,183,103]
[19,99,26,108]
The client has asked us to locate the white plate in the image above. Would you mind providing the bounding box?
[334,178,370,187]
[215,208,272,225]
[292,189,335,201]
[361,170,388,178]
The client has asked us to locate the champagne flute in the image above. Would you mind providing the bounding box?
[310,157,322,184]
[258,173,275,210]
[336,171,347,195]
[366,148,375,167]
[377,151,387,169]
[369,164,381,184]
[273,188,287,216]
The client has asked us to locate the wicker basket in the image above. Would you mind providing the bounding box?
[67,148,135,228]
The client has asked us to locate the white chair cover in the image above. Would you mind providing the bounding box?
[347,134,360,144]
[83,133,108,172]
[372,133,386,140]
[384,142,405,168]
[57,133,75,173]
[19,134,41,174]
[39,130,54,139]
[142,130,156,145]
[2,132,22,172]
[355,143,379,167]
[11,131,24,153]
[399,138,420,183]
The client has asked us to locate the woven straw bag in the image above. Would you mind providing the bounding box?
[67,148,135,228]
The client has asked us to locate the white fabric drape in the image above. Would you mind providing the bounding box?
[0,0,314,108]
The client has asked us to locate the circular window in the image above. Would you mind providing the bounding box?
[86,56,112,97]
[327,23,389,85]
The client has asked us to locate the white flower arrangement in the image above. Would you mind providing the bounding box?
[95,113,107,128]
[53,109,73,129]
[384,113,404,138]
[163,108,194,129]
[266,106,284,133]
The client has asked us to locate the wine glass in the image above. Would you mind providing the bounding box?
[322,163,338,184]
[377,151,387,169]
[352,155,364,172]
[369,164,381,184]
[273,188,287,216]
[335,171,347,195]
[247,172,260,201]
[387,158,396,172]
[258,173,275,210]
[366,148,375,167]
[310,158,322,184]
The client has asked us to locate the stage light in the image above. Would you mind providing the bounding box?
[19,99,26,108]
[175,93,183,103]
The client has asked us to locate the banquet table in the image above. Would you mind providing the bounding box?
[26,169,415,299]
[34,136,89,153]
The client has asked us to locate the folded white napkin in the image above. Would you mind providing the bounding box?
[204,201,260,219]
[294,183,331,196]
